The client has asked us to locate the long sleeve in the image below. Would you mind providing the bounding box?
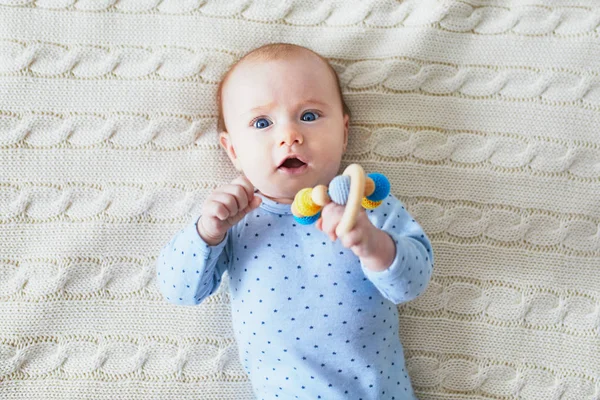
[360,193,434,305]
[156,215,231,306]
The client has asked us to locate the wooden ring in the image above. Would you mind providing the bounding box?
[335,164,365,237]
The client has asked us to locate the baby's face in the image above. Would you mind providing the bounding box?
[220,53,349,204]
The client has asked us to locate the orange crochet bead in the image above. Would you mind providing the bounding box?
[364,177,375,197]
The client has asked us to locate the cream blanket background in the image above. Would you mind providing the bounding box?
[1,0,599,399]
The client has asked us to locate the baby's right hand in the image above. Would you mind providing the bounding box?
[197,175,262,246]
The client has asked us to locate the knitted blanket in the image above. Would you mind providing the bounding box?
[1,0,598,399]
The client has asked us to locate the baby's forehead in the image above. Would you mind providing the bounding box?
[236,52,333,80]
[222,53,339,111]
[238,62,334,92]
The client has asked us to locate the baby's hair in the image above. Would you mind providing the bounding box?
[216,42,351,135]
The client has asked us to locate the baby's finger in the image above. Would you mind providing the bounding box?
[321,216,337,242]
[220,183,249,211]
[209,192,238,220]
[244,195,262,212]
[321,204,343,241]
[204,199,229,221]
[340,228,361,250]
[232,175,256,203]
[227,195,262,226]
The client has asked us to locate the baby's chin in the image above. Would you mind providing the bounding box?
[251,167,337,201]
[256,181,315,203]
[257,185,301,202]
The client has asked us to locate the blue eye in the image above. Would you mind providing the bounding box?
[253,118,271,129]
[302,111,319,121]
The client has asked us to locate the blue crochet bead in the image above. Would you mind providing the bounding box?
[366,173,390,202]
[329,175,350,205]
[293,210,321,225]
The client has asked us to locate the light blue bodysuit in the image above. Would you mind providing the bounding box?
[156,190,434,400]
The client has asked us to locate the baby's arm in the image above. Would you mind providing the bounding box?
[360,193,434,305]
[156,215,231,306]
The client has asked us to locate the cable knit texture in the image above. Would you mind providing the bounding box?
[1,0,599,399]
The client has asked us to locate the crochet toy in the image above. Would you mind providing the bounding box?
[291,164,390,236]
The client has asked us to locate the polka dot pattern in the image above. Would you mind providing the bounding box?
[156,191,434,399]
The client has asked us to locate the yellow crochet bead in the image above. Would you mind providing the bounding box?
[295,188,322,217]
[362,197,382,209]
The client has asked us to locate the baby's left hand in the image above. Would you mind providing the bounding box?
[315,202,377,258]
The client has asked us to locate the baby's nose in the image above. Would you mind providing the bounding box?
[280,129,303,146]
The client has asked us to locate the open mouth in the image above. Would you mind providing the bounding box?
[279,157,306,169]
[278,157,308,174]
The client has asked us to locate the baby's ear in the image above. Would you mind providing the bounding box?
[219,131,243,171]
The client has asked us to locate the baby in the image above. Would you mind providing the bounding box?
[156,43,434,399]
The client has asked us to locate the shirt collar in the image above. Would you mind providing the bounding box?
[254,190,293,215]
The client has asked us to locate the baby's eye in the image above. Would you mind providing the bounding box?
[253,118,271,129]
[301,111,320,122]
